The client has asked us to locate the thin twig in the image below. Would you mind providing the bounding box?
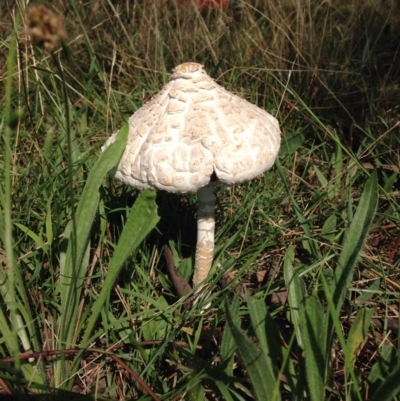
[0,340,197,363]
[109,353,161,401]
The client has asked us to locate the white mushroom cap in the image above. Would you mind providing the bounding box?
[103,62,281,193]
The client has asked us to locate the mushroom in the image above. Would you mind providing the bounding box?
[103,62,281,291]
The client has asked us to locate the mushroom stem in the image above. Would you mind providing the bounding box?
[193,186,216,289]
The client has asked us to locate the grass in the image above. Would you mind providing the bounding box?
[0,0,399,399]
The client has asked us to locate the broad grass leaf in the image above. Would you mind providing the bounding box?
[333,141,343,197]
[14,223,48,251]
[321,214,338,242]
[283,246,305,348]
[169,240,193,281]
[313,165,336,199]
[321,274,363,401]
[284,247,327,400]
[45,197,53,245]
[279,130,305,157]
[355,278,382,302]
[142,296,169,341]
[347,308,373,367]
[323,172,377,393]
[225,300,279,401]
[82,189,159,344]
[220,294,239,376]
[367,344,399,394]
[0,266,38,360]
[0,308,45,386]
[60,123,129,349]
[333,171,378,309]
[178,257,193,282]
[247,296,276,365]
[300,295,326,401]
[313,165,328,188]
[247,294,282,401]
[189,382,205,401]
[129,333,150,364]
[214,380,235,401]
[369,362,400,401]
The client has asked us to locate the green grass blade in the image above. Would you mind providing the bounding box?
[60,123,129,348]
[275,159,319,257]
[301,295,327,401]
[320,172,377,400]
[367,344,398,392]
[321,214,338,242]
[14,223,47,251]
[45,196,54,245]
[333,171,378,309]
[283,246,306,348]
[369,363,400,401]
[321,274,363,401]
[225,300,279,401]
[0,15,45,387]
[279,130,305,157]
[246,294,282,401]
[81,189,159,345]
[1,11,21,372]
[0,308,43,386]
[214,380,235,401]
[246,296,271,364]
[284,246,327,400]
[347,308,373,367]
[220,295,239,376]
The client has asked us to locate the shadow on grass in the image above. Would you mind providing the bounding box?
[0,392,96,401]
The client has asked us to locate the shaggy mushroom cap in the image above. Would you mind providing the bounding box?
[103,62,281,192]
